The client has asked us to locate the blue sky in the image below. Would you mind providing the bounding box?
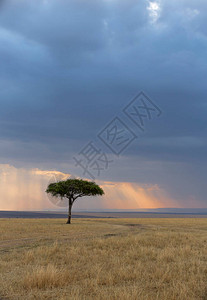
[0,0,207,209]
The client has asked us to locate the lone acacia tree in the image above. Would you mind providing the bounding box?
[46,179,104,224]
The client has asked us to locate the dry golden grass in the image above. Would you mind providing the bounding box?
[0,218,207,300]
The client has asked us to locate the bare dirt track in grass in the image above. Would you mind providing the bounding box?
[0,218,207,300]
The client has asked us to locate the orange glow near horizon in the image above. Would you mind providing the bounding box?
[0,164,202,211]
[99,181,179,209]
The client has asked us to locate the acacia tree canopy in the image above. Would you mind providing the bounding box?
[46,179,104,224]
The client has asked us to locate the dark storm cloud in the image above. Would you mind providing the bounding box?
[0,0,207,206]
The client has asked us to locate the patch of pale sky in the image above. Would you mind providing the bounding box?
[147,1,161,23]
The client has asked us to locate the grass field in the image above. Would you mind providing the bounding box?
[0,218,207,300]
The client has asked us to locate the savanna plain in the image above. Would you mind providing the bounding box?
[0,218,207,300]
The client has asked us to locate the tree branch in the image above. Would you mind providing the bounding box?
[73,193,85,200]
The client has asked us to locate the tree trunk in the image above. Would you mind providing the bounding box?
[66,199,72,224]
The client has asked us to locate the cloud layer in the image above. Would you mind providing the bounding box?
[0,0,207,207]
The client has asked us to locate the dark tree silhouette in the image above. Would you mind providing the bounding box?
[46,179,104,224]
